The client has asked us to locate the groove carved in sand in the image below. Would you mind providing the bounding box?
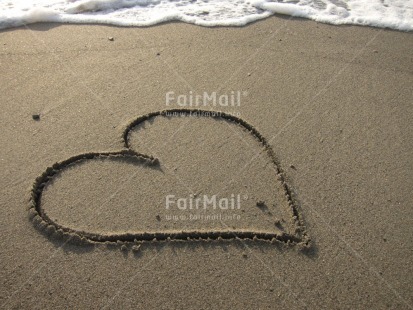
[28,109,309,246]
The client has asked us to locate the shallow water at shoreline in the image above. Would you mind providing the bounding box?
[1,0,412,31]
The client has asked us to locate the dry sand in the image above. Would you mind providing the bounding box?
[0,16,412,309]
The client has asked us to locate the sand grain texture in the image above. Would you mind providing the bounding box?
[0,17,412,309]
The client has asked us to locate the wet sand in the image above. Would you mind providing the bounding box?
[0,17,412,309]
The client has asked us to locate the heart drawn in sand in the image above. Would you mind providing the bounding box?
[29,109,309,246]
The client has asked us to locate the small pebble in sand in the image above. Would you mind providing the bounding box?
[247,72,251,76]
[290,164,296,170]
[108,37,114,41]
[256,200,265,207]
[32,114,40,121]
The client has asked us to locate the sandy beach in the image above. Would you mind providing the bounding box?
[0,16,412,309]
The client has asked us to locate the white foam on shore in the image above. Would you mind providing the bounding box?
[0,0,412,31]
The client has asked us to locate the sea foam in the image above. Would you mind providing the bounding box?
[0,0,412,31]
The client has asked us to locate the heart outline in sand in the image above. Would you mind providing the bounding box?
[28,109,309,246]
